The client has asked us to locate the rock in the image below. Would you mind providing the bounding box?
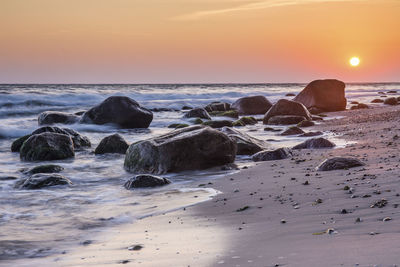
[350,103,369,110]
[387,90,397,94]
[233,116,258,126]
[124,175,171,189]
[168,123,189,129]
[202,120,233,128]
[24,164,64,175]
[232,96,272,115]
[267,115,307,125]
[74,111,86,116]
[371,99,384,103]
[190,118,203,125]
[293,137,335,149]
[124,125,237,174]
[281,127,305,136]
[350,101,359,104]
[317,157,364,171]
[38,111,80,125]
[95,134,129,154]
[299,131,323,137]
[308,107,324,115]
[32,126,91,149]
[181,106,193,110]
[20,133,75,161]
[263,99,311,124]
[220,127,269,155]
[204,102,231,112]
[0,176,18,181]
[285,93,296,96]
[15,173,72,189]
[252,148,291,162]
[150,108,177,112]
[81,96,153,128]
[11,135,31,152]
[264,127,281,132]
[384,97,398,105]
[209,110,239,119]
[311,115,323,121]
[183,108,211,120]
[293,79,347,111]
[297,120,315,127]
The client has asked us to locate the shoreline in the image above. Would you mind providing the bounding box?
[5,104,400,266]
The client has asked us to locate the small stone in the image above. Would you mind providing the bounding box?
[355,217,362,223]
[383,217,392,222]
[326,228,337,235]
[340,209,348,214]
[280,219,286,224]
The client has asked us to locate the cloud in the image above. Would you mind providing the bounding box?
[172,0,369,21]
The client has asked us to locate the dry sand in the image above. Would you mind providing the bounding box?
[7,105,400,267]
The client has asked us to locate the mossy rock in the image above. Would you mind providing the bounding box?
[168,123,189,129]
[209,110,239,119]
[232,120,245,127]
[190,118,203,125]
[202,120,233,128]
[239,116,257,125]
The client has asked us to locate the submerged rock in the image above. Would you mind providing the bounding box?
[15,173,72,189]
[204,102,231,112]
[299,131,323,137]
[220,127,269,155]
[317,157,364,171]
[252,148,292,162]
[263,99,311,124]
[267,115,307,125]
[95,134,129,154]
[124,175,171,189]
[20,133,75,161]
[232,96,272,115]
[38,111,80,125]
[183,108,211,120]
[168,123,189,129]
[294,79,347,111]
[202,120,233,128]
[124,125,236,174]
[24,164,64,175]
[81,96,153,128]
[293,137,335,149]
[281,126,305,136]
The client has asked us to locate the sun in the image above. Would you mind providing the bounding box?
[349,57,360,67]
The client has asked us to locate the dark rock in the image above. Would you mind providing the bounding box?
[150,108,177,112]
[311,116,323,121]
[350,103,369,110]
[209,110,239,119]
[24,164,64,175]
[0,176,18,181]
[233,116,258,126]
[183,108,211,120]
[267,115,307,125]
[190,118,203,125]
[181,106,193,110]
[293,137,335,149]
[11,135,31,152]
[308,107,324,115]
[297,120,315,127]
[285,93,296,96]
[74,111,86,116]
[281,127,305,136]
[81,96,153,128]
[299,131,323,137]
[232,96,272,115]
[384,97,398,106]
[220,127,269,155]
[38,111,80,125]
[32,126,91,149]
[204,102,231,112]
[264,127,281,132]
[317,157,364,171]
[202,120,233,128]
[20,133,75,161]
[124,175,171,189]
[387,90,397,94]
[15,173,72,189]
[168,123,189,129]
[294,79,347,111]
[124,125,237,174]
[95,134,129,154]
[371,99,384,103]
[252,148,292,162]
[263,99,311,124]
[350,101,359,104]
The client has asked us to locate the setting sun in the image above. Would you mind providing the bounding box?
[350,57,360,67]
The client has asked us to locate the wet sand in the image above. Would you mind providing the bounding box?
[6,104,400,267]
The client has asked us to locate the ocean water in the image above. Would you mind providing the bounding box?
[0,83,399,262]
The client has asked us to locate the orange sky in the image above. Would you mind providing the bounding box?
[0,0,399,83]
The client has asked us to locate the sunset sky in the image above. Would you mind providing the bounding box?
[1,0,399,83]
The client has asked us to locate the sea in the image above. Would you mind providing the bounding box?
[0,83,398,263]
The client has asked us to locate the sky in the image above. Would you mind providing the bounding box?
[0,0,399,83]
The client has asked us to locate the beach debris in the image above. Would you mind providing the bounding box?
[316,157,364,171]
[370,199,388,208]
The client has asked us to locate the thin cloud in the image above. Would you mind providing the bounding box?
[172,0,369,21]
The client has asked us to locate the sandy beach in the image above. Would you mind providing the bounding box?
[6,104,400,267]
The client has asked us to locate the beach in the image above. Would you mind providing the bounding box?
[5,101,400,267]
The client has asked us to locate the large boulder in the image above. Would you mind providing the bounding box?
[263,99,311,124]
[38,111,80,125]
[124,125,237,174]
[15,173,72,189]
[183,108,211,120]
[81,96,153,128]
[220,127,269,155]
[124,175,171,189]
[252,148,292,162]
[384,97,398,106]
[232,96,272,115]
[267,115,307,125]
[95,134,129,154]
[317,157,364,171]
[204,102,231,112]
[293,79,346,112]
[20,133,75,161]
[12,126,91,152]
[292,137,335,149]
